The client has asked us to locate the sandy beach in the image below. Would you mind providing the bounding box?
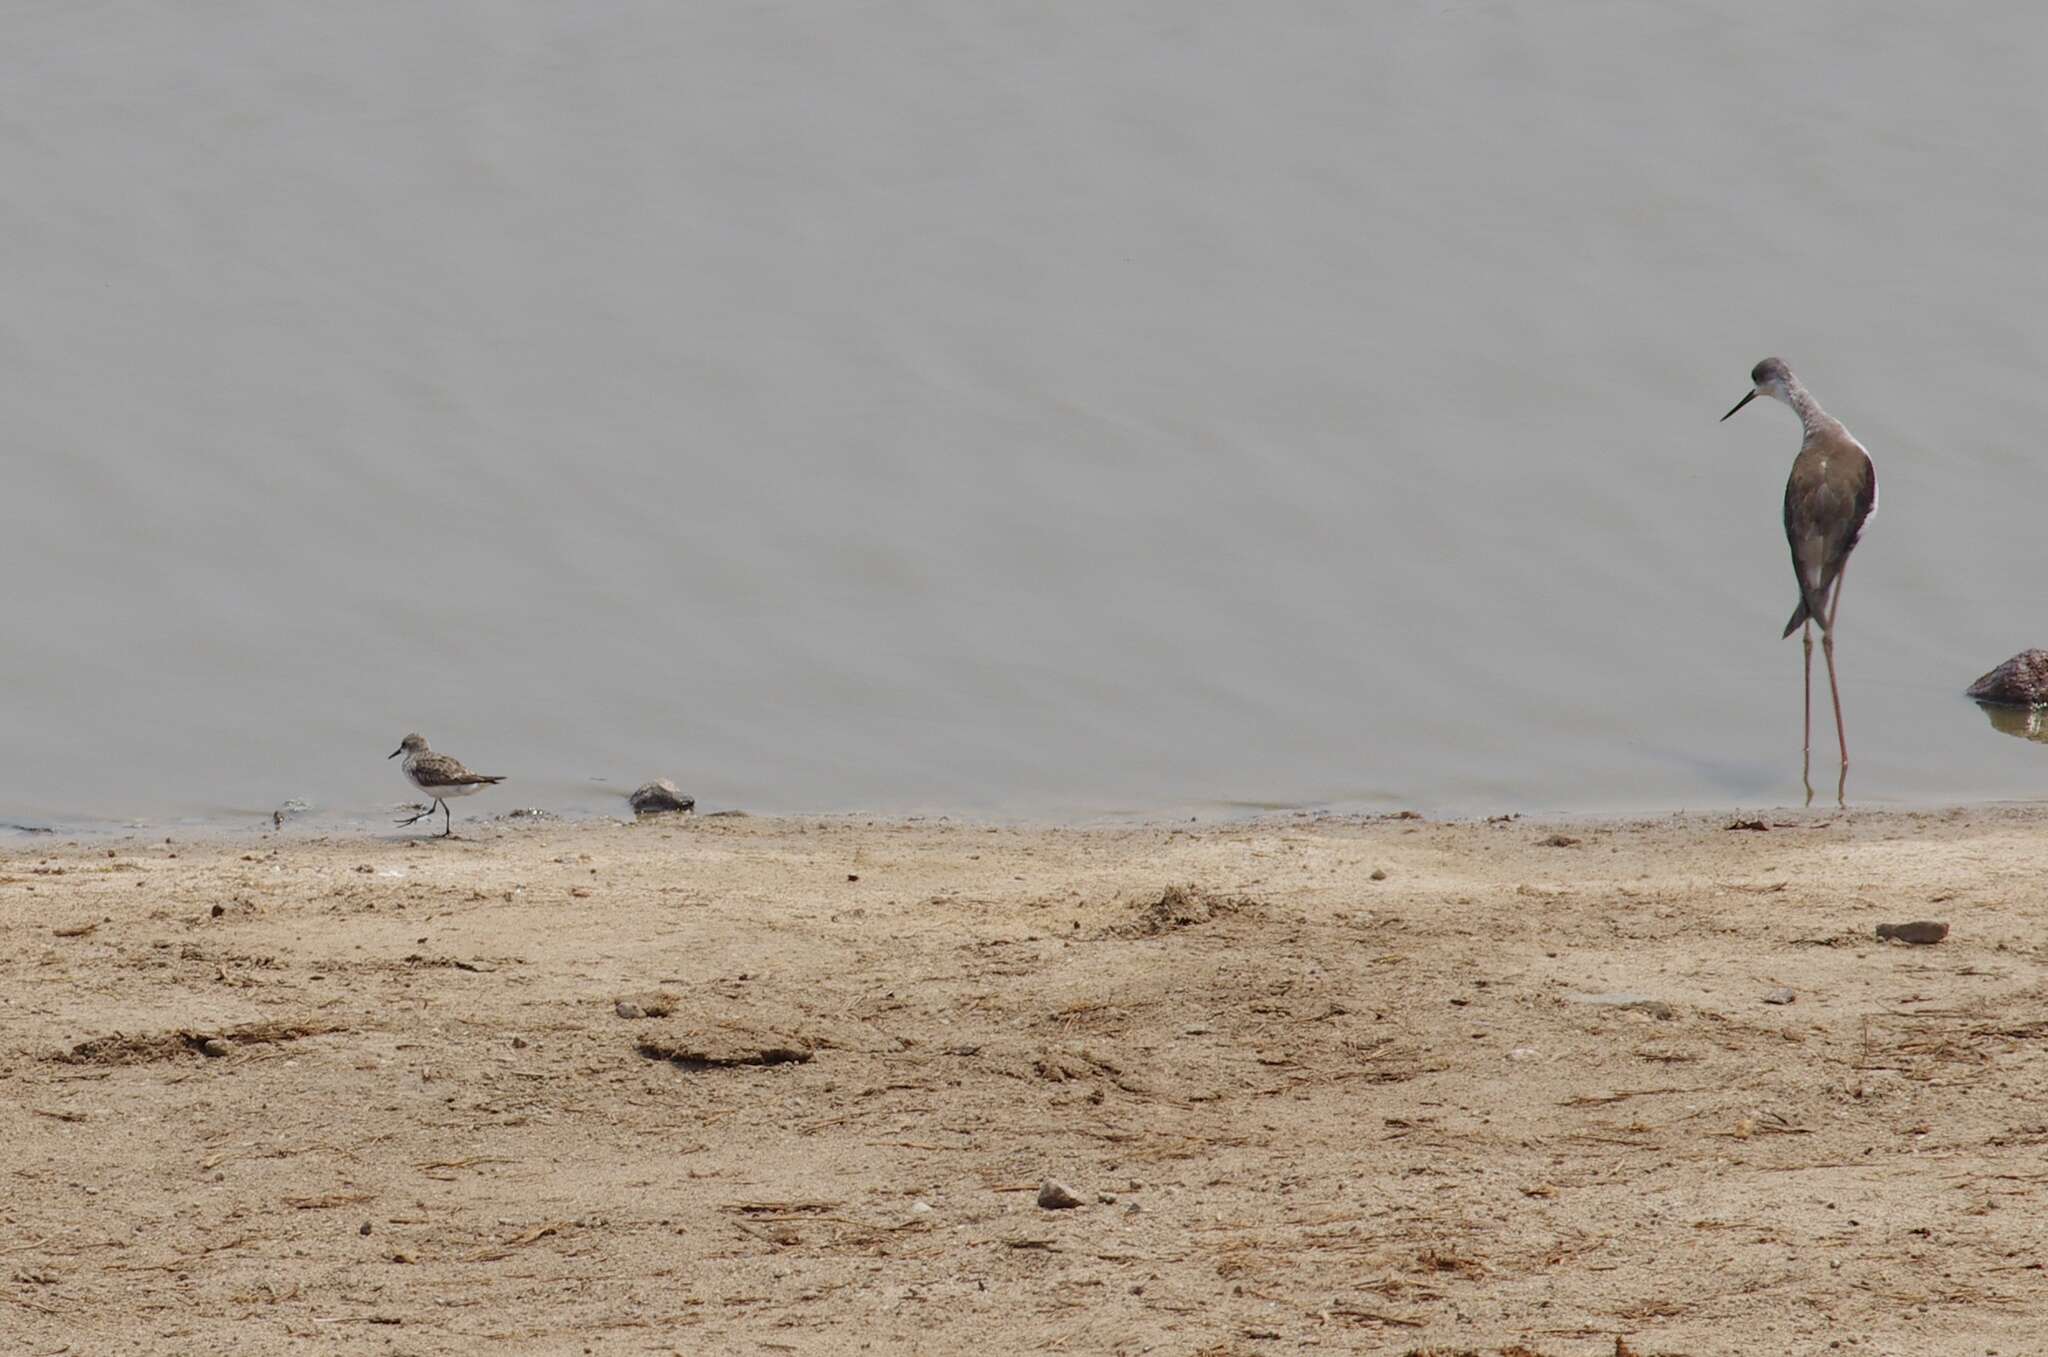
[4,806,2046,1355]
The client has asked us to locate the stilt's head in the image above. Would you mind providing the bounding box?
[1721,356,1797,421]
[389,733,429,759]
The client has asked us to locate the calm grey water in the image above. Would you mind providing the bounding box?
[6,4,2048,833]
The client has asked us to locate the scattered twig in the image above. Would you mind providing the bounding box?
[1562,1086,1710,1107]
[414,1156,514,1174]
[1328,1305,1425,1328]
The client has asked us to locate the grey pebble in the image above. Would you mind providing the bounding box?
[1567,992,1678,1020]
[1763,987,1797,1005]
[1036,1180,1083,1210]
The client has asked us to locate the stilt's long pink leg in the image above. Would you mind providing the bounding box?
[1801,621,1814,806]
[1825,563,1850,771]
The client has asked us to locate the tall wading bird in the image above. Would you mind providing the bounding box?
[388,733,505,836]
[1721,358,1878,805]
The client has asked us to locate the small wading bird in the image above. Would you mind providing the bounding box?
[1721,357,1878,805]
[389,733,505,836]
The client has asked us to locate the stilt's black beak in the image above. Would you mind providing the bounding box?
[1720,389,1758,422]
[387,747,402,759]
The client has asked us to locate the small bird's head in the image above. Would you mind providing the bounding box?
[389,733,428,759]
[1721,356,1795,421]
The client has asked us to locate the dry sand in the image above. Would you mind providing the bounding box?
[4,806,2046,1356]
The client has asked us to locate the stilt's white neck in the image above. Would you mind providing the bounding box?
[1777,379,1838,440]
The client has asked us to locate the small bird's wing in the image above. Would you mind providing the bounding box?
[1782,442,1877,636]
[409,752,504,787]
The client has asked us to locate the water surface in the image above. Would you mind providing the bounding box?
[6,4,2048,830]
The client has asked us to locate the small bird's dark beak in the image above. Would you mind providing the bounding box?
[1720,389,1758,422]
[387,746,402,759]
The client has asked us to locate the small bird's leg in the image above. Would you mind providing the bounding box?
[396,805,434,827]
[439,799,453,837]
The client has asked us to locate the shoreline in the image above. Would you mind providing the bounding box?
[5,790,2046,848]
[6,807,2046,1352]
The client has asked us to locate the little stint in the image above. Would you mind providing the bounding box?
[388,733,505,837]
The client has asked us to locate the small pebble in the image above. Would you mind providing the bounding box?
[614,1001,645,1020]
[1763,987,1797,1005]
[1037,1180,1083,1210]
[200,1037,232,1058]
[1567,992,1678,1020]
[359,1221,373,1237]
[1369,868,1387,881]
[1876,920,1949,945]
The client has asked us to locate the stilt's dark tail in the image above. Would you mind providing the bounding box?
[1782,598,1810,639]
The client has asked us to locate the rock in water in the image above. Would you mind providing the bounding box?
[629,780,696,815]
[1966,650,2048,705]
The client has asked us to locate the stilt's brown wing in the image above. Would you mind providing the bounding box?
[1782,439,1876,630]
